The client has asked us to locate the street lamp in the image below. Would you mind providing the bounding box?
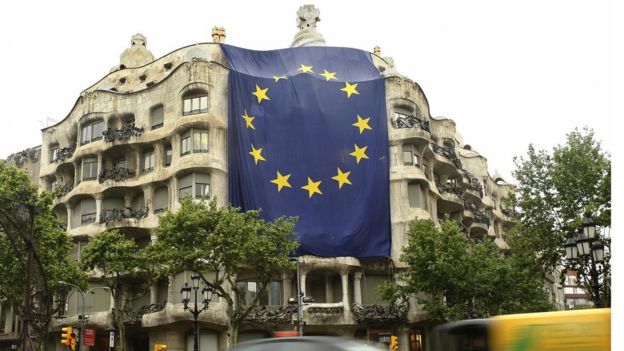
[181,273,213,351]
[288,257,314,336]
[564,214,606,308]
[58,281,111,351]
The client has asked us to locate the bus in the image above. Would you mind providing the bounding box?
[434,308,610,351]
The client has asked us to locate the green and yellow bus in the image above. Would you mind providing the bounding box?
[434,308,610,351]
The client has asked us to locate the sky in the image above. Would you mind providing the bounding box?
[0,0,615,183]
[0,0,621,343]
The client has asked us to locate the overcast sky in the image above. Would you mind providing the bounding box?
[0,0,615,183]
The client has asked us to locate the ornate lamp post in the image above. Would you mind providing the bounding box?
[564,214,606,308]
[181,273,213,351]
[287,257,314,336]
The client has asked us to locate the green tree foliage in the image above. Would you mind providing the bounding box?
[0,161,85,351]
[382,219,552,322]
[145,198,298,347]
[512,127,610,306]
[79,230,151,351]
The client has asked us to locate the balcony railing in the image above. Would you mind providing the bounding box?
[102,125,144,142]
[54,183,74,197]
[431,143,463,169]
[437,182,464,199]
[240,305,296,325]
[112,301,167,325]
[55,143,76,162]
[392,115,431,132]
[99,166,135,183]
[351,302,408,323]
[473,211,491,226]
[100,207,148,224]
[463,170,484,198]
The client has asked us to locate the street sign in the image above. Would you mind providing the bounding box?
[109,331,115,349]
[83,328,96,347]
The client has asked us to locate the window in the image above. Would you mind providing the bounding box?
[50,146,59,162]
[178,173,210,200]
[154,187,169,213]
[114,158,127,169]
[81,120,104,144]
[164,145,172,166]
[80,198,96,224]
[143,150,155,172]
[408,183,425,209]
[183,94,208,115]
[196,183,210,198]
[402,144,419,166]
[181,129,209,155]
[151,105,164,129]
[82,157,97,181]
[236,281,282,306]
[181,132,191,155]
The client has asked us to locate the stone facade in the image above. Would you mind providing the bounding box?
[4,5,519,351]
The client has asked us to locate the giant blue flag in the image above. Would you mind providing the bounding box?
[222,45,390,258]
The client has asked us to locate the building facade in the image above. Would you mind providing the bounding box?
[2,6,521,351]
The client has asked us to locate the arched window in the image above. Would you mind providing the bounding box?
[182,90,208,116]
[150,104,164,129]
[80,120,104,144]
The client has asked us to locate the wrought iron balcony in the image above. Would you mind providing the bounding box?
[54,183,73,197]
[307,306,344,315]
[391,115,431,132]
[240,305,296,325]
[473,211,491,226]
[437,182,464,199]
[431,143,463,169]
[102,125,144,142]
[112,301,167,325]
[463,170,484,198]
[100,207,148,224]
[99,166,135,183]
[351,302,408,323]
[463,200,477,213]
[55,143,76,162]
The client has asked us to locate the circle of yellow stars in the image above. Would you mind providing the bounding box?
[243,62,373,198]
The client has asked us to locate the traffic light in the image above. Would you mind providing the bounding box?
[61,327,73,348]
[154,343,167,351]
[389,335,398,351]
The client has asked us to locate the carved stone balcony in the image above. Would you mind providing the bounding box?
[307,306,344,316]
[392,115,431,132]
[99,167,135,183]
[100,207,148,224]
[351,302,408,324]
[240,305,296,325]
[102,125,144,142]
[431,143,462,169]
[112,301,166,325]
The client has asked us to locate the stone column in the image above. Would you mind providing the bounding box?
[300,272,307,298]
[166,275,175,307]
[353,272,363,305]
[398,327,410,351]
[324,274,333,303]
[124,193,133,208]
[74,161,80,187]
[282,272,293,306]
[95,194,102,224]
[341,272,350,312]
[66,206,72,231]
[97,153,103,178]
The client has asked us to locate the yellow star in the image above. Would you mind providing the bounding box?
[297,64,314,73]
[273,75,288,83]
[252,84,270,104]
[340,81,360,98]
[352,115,372,134]
[249,145,266,164]
[271,171,292,192]
[349,144,369,163]
[320,70,337,81]
[301,177,323,198]
[242,110,255,130]
[331,168,352,189]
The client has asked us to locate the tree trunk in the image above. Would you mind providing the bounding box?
[114,293,127,351]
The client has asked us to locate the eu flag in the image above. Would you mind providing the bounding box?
[222,45,390,258]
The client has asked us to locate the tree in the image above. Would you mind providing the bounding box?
[381,218,552,322]
[145,198,298,347]
[79,230,151,351]
[512,127,611,306]
[0,161,85,351]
